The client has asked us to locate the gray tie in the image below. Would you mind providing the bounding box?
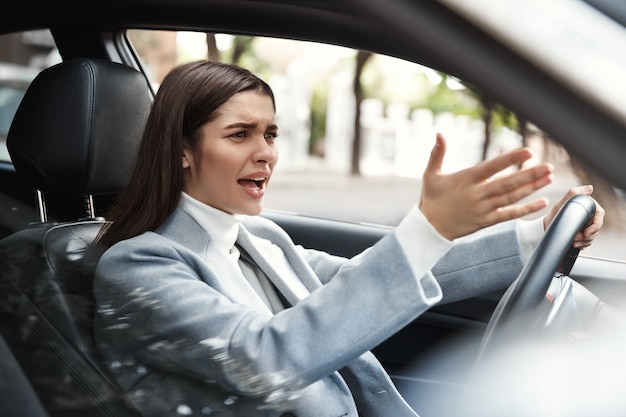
[234,238,287,313]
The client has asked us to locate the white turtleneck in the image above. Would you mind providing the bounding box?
[180,192,241,256]
[180,192,285,312]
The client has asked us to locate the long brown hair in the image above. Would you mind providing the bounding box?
[94,60,275,251]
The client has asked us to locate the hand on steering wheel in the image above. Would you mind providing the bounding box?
[477,194,597,361]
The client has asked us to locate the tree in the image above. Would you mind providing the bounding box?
[230,36,254,65]
[458,81,519,161]
[205,33,220,61]
[351,50,373,175]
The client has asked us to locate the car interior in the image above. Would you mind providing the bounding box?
[0,57,153,416]
[1,1,626,417]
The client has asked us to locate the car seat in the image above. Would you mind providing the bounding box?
[0,58,152,417]
[0,331,48,417]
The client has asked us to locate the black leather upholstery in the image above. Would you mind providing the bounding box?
[0,58,152,417]
[0,222,137,416]
[7,58,150,195]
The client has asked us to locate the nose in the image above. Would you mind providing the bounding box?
[253,135,277,164]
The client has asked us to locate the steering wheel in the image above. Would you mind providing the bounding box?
[476,194,597,361]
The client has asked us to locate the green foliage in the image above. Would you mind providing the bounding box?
[309,83,328,156]
[223,36,272,78]
[418,73,481,118]
[490,103,519,131]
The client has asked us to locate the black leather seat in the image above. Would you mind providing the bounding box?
[0,58,152,417]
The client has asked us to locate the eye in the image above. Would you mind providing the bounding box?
[229,131,247,139]
[264,132,278,140]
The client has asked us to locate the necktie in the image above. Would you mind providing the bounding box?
[234,241,287,313]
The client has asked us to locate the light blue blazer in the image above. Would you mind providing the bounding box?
[94,206,524,417]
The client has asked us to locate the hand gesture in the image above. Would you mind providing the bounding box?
[420,133,554,240]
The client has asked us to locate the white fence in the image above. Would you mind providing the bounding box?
[273,68,524,178]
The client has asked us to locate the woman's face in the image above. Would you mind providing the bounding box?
[182,90,278,215]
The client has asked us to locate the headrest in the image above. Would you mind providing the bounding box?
[7,58,152,196]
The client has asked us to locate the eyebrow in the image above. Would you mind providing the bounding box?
[224,122,278,131]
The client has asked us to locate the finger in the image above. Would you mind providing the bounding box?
[579,197,604,238]
[578,184,594,196]
[582,217,603,239]
[573,201,604,248]
[544,185,596,230]
[573,239,590,249]
[469,147,534,181]
[575,228,599,241]
[487,175,554,211]
[574,231,596,248]
[483,163,554,199]
[486,198,550,225]
[423,133,446,178]
[559,184,594,208]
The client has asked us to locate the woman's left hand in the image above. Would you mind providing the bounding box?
[543,185,605,249]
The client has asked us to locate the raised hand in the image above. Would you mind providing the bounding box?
[419,133,554,240]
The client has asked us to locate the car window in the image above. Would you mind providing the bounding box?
[0,29,60,162]
[128,29,626,262]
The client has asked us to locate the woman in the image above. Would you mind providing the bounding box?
[93,60,603,417]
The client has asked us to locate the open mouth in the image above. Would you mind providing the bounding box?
[237,177,266,189]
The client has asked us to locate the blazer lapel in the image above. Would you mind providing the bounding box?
[157,208,274,314]
[237,224,310,306]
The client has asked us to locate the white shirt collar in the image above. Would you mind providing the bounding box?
[180,192,242,254]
